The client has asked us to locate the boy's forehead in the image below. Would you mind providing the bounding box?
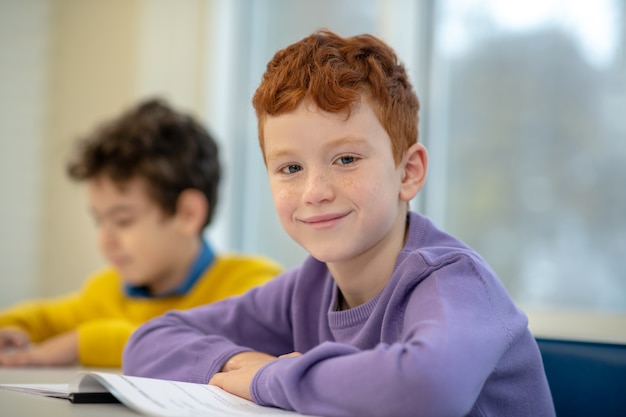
[264,100,363,132]
[92,174,146,193]
[88,175,156,207]
[267,97,360,122]
[261,95,373,141]
[87,176,169,221]
[268,97,380,128]
[263,98,392,159]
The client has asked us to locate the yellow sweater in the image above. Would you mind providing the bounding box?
[0,254,281,367]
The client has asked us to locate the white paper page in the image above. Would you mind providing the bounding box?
[81,372,312,417]
[0,383,69,398]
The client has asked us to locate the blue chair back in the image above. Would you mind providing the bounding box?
[536,338,626,417]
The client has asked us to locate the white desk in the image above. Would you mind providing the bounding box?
[0,367,138,417]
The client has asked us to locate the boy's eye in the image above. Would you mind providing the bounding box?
[337,155,356,165]
[281,164,302,174]
[114,217,136,228]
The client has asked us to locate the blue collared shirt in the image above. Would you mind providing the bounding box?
[124,240,215,298]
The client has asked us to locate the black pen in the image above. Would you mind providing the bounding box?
[68,392,120,404]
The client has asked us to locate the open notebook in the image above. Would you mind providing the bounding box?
[0,371,314,417]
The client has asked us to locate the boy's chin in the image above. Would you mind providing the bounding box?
[307,247,351,264]
[118,272,148,287]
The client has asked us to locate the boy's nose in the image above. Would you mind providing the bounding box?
[98,225,119,251]
[302,171,334,205]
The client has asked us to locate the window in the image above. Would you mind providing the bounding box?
[204,0,626,342]
[426,0,626,315]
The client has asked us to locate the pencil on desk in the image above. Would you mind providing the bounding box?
[68,392,119,404]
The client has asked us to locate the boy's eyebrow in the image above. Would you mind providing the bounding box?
[265,148,293,164]
[322,135,369,150]
[266,135,369,163]
[91,204,138,219]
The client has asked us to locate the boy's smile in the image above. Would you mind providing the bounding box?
[299,211,351,230]
[263,98,423,285]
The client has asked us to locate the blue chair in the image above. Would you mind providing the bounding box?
[536,338,626,417]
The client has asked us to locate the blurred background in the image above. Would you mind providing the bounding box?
[1,0,624,342]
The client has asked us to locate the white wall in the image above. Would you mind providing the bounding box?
[0,0,210,305]
[0,0,50,306]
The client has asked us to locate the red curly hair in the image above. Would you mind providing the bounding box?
[252,29,420,165]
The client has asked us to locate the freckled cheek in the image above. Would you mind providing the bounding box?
[342,175,380,199]
[271,186,300,217]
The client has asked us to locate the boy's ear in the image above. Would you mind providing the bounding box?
[399,143,428,202]
[174,189,208,236]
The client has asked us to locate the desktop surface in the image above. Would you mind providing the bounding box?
[0,366,138,417]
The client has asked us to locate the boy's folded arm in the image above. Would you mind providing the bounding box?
[0,294,84,343]
[251,322,510,417]
[0,272,116,344]
[249,270,519,417]
[123,307,256,383]
[123,278,296,383]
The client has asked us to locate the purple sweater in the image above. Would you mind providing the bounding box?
[123,212,555,417]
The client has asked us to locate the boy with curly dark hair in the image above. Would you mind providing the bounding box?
[0,99,281,367]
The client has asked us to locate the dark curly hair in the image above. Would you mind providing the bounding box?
[67,98,221,229]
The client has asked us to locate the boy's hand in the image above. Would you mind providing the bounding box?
[0,331,79,366]
[209,351,302,401]
[210,351,276,400]
[0,327,31,350]
[220,351,277,372]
